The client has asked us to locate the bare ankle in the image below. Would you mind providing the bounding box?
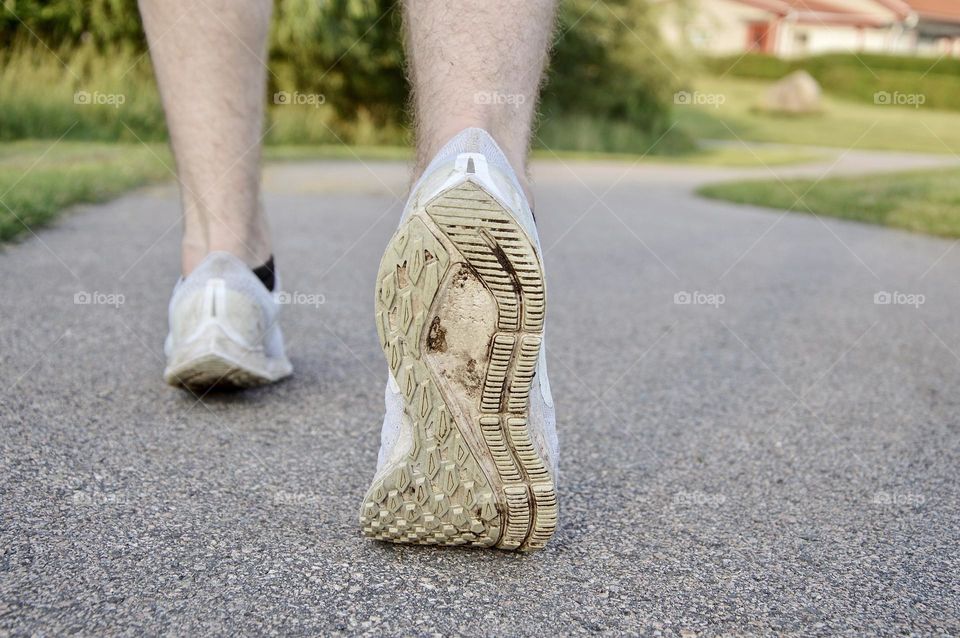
[181,215,272,276]
[416,120,533,205]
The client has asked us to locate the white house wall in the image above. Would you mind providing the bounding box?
[776,22,899,57]
[655,0,951,57]
[658,0,772,55]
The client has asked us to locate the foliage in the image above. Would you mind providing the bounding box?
[0,0,687,153]
[270,0,406,128]
[543,0,689,151]
[0,0,145,48]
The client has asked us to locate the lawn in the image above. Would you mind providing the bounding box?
[675,76,960,155]
[541,144,824,166]
[0,142,172,242]
[698,167,960,239]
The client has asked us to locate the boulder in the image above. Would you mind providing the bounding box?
[759,70,822,114]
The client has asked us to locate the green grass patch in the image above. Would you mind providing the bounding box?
[532,144,824,166]
[705,52,960,112]
[0,43,166,142]
[535,113,695,156]
[646,145,824,166]
[263,144,412,162]
[698,167,960,238]
[674,76,960,154]
[0,141,171,242]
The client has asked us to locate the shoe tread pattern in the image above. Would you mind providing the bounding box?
[427,182,556,551]
[362,217,502,547]
[361,182,557,551]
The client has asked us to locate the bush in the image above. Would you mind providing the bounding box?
[703,54,792,80]
[544,1,683,139]
[270,0,406,131]
[0,0,688,154]
[0,0,144,48]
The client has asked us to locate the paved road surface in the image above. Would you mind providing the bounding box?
[2,148,959,635]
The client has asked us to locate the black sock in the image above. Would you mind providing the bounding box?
[252,255,276,291]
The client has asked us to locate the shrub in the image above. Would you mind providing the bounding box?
[0,0,688,153]
[546,0,675,131]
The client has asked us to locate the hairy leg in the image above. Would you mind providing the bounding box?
[403,0,559,199]
[139,0,273,275]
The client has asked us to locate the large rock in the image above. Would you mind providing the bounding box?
[760,70,822,114]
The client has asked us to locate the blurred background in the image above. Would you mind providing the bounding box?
[2,0,960,241]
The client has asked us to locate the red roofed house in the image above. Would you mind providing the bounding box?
[903,0,960,55]
[658,0,960,57]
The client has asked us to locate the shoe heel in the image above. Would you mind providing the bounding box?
[361,177,556,550]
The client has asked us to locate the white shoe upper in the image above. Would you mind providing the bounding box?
[164,251,290,374]
[375,128,559,480]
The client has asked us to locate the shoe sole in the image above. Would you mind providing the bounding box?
[360,179,557,551]
[164,327,292,391]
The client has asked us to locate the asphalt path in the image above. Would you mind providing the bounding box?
[2,147,958,635]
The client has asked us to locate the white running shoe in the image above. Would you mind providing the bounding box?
[163,251,293,390]
[360,128,559,551]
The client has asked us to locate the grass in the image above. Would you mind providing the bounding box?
[532,144,824,167]
[14,47,960,245]
[0,137,826,245]
[0,41,831,164]
[0,41,693,156]
[535,113,695,156]
[6,39,960,156]
[675,76,960,155]
[265,143,825,167]
[0,142,171,241]
[264,145,412,162]
[704,52,960,112]
[0,43,166,143]
[698,167,960,239]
